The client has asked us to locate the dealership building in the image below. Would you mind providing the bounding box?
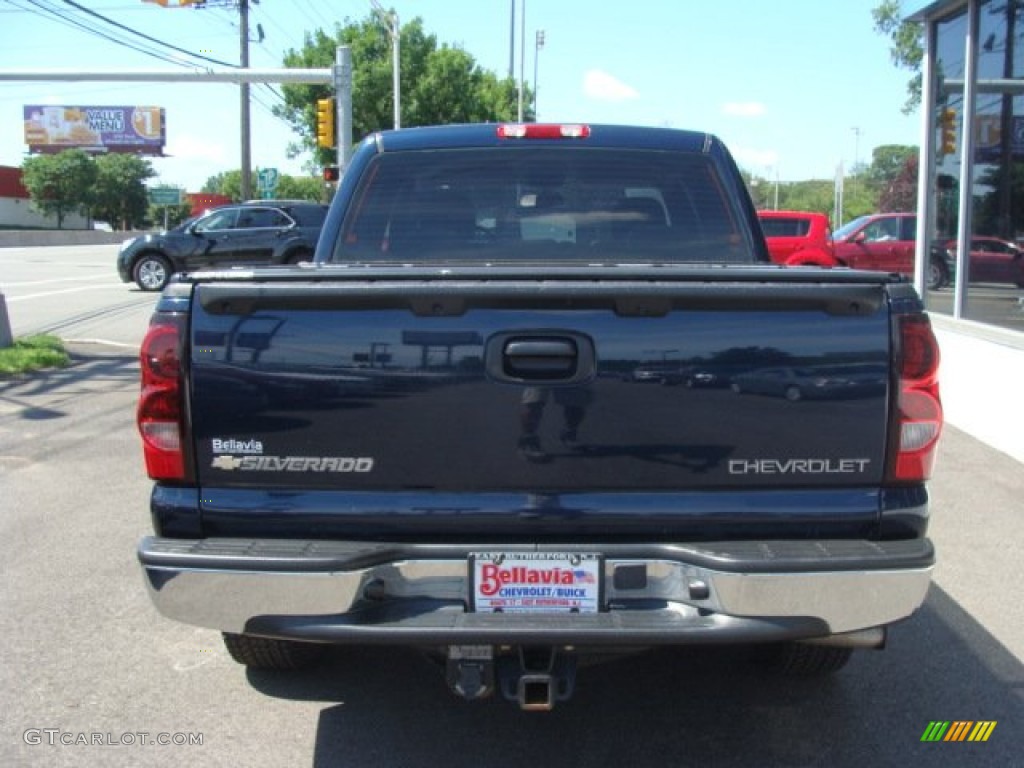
[908,0,1022,336]
[908,0,1022,464]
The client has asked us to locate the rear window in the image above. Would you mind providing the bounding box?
[288,205,328,227]
[760,217,811,238]
[237,207,292,228]
[331,147,756,264]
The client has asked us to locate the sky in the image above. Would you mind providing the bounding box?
[0,0,928,192]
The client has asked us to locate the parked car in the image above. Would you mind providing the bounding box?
[940,236,1024,287]
[831,212,952,291]
[731,364,887,401]
[116,201,328,291]
[757,210,837,267]
[630,362,687,385]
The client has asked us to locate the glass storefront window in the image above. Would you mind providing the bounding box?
[927,0,1024,333]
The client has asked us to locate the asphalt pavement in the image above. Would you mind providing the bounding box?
[0,353,1020,768]
[0,246,1021,766]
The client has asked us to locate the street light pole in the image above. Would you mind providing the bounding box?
[850,126,862,204]
[534,29,545,119]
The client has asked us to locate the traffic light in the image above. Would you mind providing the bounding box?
[940,108,957,155]
[316,98,335,149]
[323,166,340,182]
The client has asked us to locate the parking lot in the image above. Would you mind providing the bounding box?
[927,283,1024,336]
[1,246,1021,767]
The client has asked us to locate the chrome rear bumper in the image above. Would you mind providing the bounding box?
[138,537,934,644]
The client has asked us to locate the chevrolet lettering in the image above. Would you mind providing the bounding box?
[728,458,872,475]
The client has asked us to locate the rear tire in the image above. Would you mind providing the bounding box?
[762,643,853,676]
[285,250,312,265]
[133,254,172,291]
[926,259,949,291]
[222,632,324,670]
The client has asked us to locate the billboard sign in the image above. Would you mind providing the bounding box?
[974,114,1024,163]
[23,106,165,155]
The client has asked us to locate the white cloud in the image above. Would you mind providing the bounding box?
[583,70,639,102]
[722,102,767,118]
[165,133,228,164]
[732,146,779,169]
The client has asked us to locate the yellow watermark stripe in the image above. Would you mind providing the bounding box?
[968,721,997,742]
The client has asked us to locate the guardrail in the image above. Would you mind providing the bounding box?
[0,230,146,247]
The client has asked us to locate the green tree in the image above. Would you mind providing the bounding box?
[201,171,230,196]
[149,201,193,230]
[201,170,252,201]
[841,180,878,222]
[973,161,1024,236]
[93,154,155,230]
[864,144,919,193]
[21,150,98,229]
[872,1,924,114]
[274,14,527,168]
[780,180,838,216]
[878,153,920,212]
[202,170,325,203]
[274,175,324,202]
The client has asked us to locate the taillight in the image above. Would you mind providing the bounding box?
[138,315,186,481]
[497,123,591,139]
[890,314,942,482]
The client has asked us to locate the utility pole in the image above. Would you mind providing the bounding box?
[239,0,252,200]
[517,0,526,121]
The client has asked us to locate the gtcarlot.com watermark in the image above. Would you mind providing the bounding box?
[24,729,203,748]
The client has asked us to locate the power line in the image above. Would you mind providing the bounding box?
[297,0,333,31]
[251,3,302,53]
[59,0,239,68]
[10,0,185,67]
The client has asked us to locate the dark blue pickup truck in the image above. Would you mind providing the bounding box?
[136,123,942,710]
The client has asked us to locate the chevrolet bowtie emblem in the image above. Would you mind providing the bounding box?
[211,455,241,470]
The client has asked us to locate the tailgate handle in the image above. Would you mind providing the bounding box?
[505,340,576,376]
[486,332,595,384]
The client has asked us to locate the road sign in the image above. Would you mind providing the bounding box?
[149,186,182,206]
[257,168,279,194]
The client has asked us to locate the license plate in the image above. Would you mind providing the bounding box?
[470,552,602,613]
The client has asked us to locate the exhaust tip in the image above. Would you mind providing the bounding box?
[801,626,887,649]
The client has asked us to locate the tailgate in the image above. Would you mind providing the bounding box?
[188,276,892,495]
